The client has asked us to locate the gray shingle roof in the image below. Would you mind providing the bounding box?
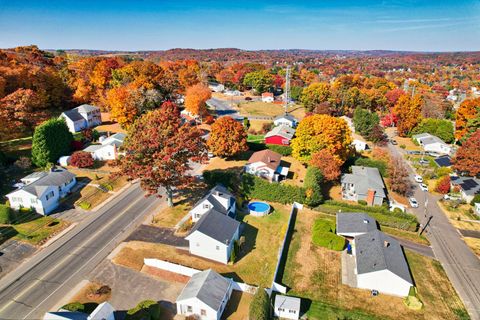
[274,113,297,123]
[341,166,386,198]
[336,213,378,235]
[188,209,240,245]
[192,185,234,215]
[355,230,413,284]
[43,311,88,320]
[413,133,446,145]
[83,144,104,152]
[176,269,231,311]
[265,125,296,140]
[274,295,301,311]
[77,104,100,113]
[21,171,48,181]
[62,109,85,122]
[451,176,480,196]
[19,170,76,197]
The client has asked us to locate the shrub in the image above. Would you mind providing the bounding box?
[100,183,113,191]
[312,219,335,233]
[249,288,270,320]
[354,158,388,177]
[266,144,292,156]
[204,114,215,124]
[435,166,452,177]
[0,204,14,224]
[71,140,84,151]
[62,302,85,312]
[126,300,161,320]
[14,157,32,170]
[400,144,406,149]
[312,218,345,251]
[70,151,94,168]
[203,169,239,190]
[78,201,91,210]
[471,194,480,206]
[435,176,451,194]
[261,122,273,134]
[304,166,324,207]
[32,118,73,167]
[241,174,306,204]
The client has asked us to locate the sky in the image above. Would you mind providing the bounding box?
[0,0,479,52]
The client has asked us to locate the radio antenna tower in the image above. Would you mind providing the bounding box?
[284,66,290,114]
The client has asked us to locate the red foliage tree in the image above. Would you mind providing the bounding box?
[380,111,398,127]
[435,176,451,194]
[388,157,411,195]
[70,151,94,168]
[453,129,480,177]
[309,149,342,181]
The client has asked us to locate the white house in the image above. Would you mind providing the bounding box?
[7,169,76,215]
[352,139,369,152]
[245,149,288,182]
[353,230,413,297]
[274,295,301,320]
[44,301,115,320]
[261,92,274,103]
[189,185,236,222]
[450,176,480,203]
[60,104,102,133]
[83,133,126,161]
[185,209,240,264]
[274,113,297,128]
[176,269,233,320]
[224,90,242,96]
[336,213,377,238]
[208,83,225,93]
[341,166,387,206]
[412,133,452,155]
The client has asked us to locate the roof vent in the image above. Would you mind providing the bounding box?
[384,240,390,248]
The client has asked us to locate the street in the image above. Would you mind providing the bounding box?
[387,134,480,319]
[0,183,162,319]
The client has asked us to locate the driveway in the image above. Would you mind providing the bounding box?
[459,229,480,239]
[126,225,188,248]
[389,236,435,259]
[0,240,36,280]
[90,260,183,316]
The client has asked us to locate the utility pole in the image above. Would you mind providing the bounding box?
[284,65,290,114]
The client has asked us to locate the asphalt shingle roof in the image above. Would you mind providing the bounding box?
[62,109,85,122]
[336,213,378,235]
[247,149,282,171]
[188,209,240,245]
[274,113,297,123]
[341,166,386,198]
[355,230,413,284]
[19,170,76,197]
[274,295,301,311]
[176,269,231,311]
[451,176,480,196]
[192,185,234,215]
[265,125,295,140]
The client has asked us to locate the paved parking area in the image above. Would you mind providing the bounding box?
[126,225,188,247]
[0,239,36,279]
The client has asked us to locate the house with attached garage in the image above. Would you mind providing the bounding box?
[189,185,236,222]
[60,104,102,133]
[245,149,289,182]
[185,209,240,264]
[265,124,295,146]
[274,295,301,320]
[273,113,297,128]
[336,213,378,238]
[412,133,452,155]
[7,169,76,215]
[353,230,413,297]
[83,133,127,161]
[341,166,387,206]
[176,269,233,320]
[450,175,480,203]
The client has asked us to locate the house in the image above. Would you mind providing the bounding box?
[265,125,295,146]
[434,155,452,167]
[224,90,242,96]
[7,169,76,215]
[274,295,301,320]
[352,139,369,152]
[261,92,274,103]
[208,82,225,93]
[176,269,233,320]
[341,166,387,206]
[336,213,377,238]
[44,302,115,320]
[450,176,480,203]
[274,113,297,128]
[412,133,452,155]
[353,230,413,297]
[60,104,102,133]
[185,209,240,264]
[245,149,289,182]
[189,185,236,222]
[83,133,126,161]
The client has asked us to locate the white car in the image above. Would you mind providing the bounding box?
[414,175,423,183]
[419,183,429,191]
[409,197,419,208]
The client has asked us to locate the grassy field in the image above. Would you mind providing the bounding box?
[282,208,468,320]
[463,237,480,257]
[222,291,253,320]
[237,101,306,119]
[113,205,291,287]
[282,156,307,187]
[438,202,480,232]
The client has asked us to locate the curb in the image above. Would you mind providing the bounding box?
[41,223,77,249]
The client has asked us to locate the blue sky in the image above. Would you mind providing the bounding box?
[0,0,479,51]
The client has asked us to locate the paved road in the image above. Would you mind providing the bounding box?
[387,133,480,319]
[0,183,162,319]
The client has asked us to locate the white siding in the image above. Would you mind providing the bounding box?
[423,142,451,155]
[186,229,239,264]
[245,162,275,180]
[177,298,219,320]
[274,119,294,127]
[7,186,59,215]
[356,269,412,297]
[274,307,300,320]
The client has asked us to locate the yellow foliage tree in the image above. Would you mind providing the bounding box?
[291,114,353,163]
[106,85,139,128]
[185,84,211,116]
[393,94,423,137]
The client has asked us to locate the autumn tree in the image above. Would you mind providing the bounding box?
[310,149,342,181]
[453,129,480,177]
[32,118,73,167]
[455,98,480,141]
[291,114,352,163]
[411,118,454,143]
[435,176,451,194]
[70,151,94,168]
[300,82,330,112]
[393,94,423,137]
[242,70,274,94]
[106,85,140,128]
[353,107,380,140]
[388,157,411,195]
[207,116,248,157]
[117,102,208,206]
[184,84,211,116]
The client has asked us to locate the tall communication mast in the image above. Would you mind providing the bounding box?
[284,66,290,114]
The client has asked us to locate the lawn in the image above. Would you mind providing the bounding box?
[222,291,253,320]
[248,119,272,134]
[113,205,291,288]
[203,156,248,172]
[463,237,480,258]
[247,134,265,142]
[381,226,430,245]
[438,201,480,232]
[1,215,69,246]
[69,281,112,305]
[282,208,468,320]
[282,156,307,187]
[237,101,306,119]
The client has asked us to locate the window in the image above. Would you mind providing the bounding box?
[30,198,37,204]
[201,309,206,316]
[45,191,54,200]
[196,242,200,247]
[216,245,220,250]
[203,203,209,209]
[289,310,296,314]
[187,306,192,312]
[12,197,23,204]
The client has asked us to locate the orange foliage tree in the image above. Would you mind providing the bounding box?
[106,84,140,128]
[455,98,480,141]
[309,149,342,181]
[453,129,480,177]
[393,94,423,137]
[185,84,211,116]
[207,116,248,157]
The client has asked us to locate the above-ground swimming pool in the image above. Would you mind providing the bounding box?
[248,201,271,217]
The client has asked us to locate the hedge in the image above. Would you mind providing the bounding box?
[0,204,14,224]
[126,300,161,320]
[241,174,306,204]
[318,200,418,232]
[304,167,324,207]
[247,141,292,156]
[249,288,270,320]
[354,158,388,177]
[203,169,239,190]
[312,218,345,251]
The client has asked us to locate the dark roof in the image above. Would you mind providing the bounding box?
[336,213,378,235]
[248,149,282,170]
[176,269,231,311]
[434,155,452,167]
[62,109,85,122]
[192,185,234,215]
[355,230,413,284]
[341,166,386,198]
[188,209,240,244]
[451,176,480,196]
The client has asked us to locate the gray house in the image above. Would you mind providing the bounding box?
[336,213,378,238]
[354,230,413,296]
[450,176,480,203]
[176,269,233,320]
[189,185,236,222]
[341,166,387,206]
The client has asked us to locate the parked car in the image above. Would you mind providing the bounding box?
[419,183,429,191]
[409,197,419,208]
[414,175,423,183]
[443,194,461,201]
[419,159,429,165]
[390,139,398,145]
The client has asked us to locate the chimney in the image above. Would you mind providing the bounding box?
[384,240,390,248]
